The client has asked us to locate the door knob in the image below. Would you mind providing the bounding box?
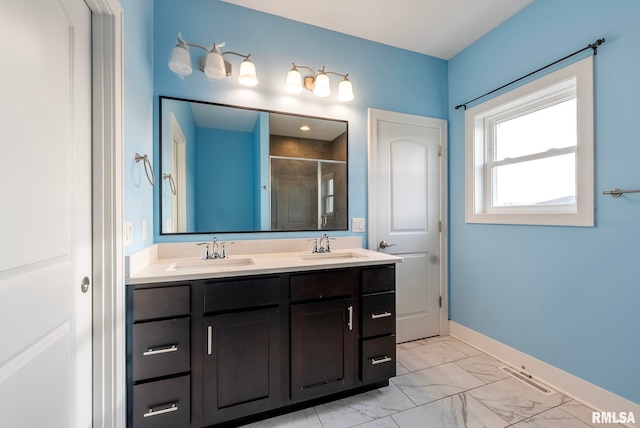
[81,276,90,293]
[379,240,396,249]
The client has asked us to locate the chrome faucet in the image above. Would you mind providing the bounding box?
[211,237,220,258]
[317,233,332,253]
[198,237,227,259]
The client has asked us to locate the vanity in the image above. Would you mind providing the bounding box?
[125,238,401,428]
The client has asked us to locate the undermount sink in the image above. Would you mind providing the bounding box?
[298,252,366,261]
[167,257,255,271]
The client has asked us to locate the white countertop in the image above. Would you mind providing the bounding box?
[126,240,402,285]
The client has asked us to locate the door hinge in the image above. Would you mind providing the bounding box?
[439,296,442,308]
[438,221,442,232]
[438,145,442,156]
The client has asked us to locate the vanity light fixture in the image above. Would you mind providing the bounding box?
[168,33,258,86]
[285,63,354,101]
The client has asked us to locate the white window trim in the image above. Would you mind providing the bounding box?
[465,56,594,226]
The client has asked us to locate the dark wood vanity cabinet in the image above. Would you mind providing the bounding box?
[360,265,397,383]
[127,284,192,428]
[126,263,396,428]
[201,276,283,427]
[290,269,357,401]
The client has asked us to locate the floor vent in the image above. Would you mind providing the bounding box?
[500,366,556,396]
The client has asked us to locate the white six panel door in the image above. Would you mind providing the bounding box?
[370,110,446,343]
[0,0,92,426]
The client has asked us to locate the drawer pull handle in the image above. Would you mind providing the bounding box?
[143,403,178,418]
[371,312,392,319]
[371,356,392,365]
[143,345,178,356]
[347,305,353,331]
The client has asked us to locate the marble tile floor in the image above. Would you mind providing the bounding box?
[241,335,624,428]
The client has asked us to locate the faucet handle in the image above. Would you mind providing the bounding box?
[220,243,227,259]
[217,241,234,259]
[197,242,211,259]
[312,239,319,253]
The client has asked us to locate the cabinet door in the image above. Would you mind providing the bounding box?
[203,307,281,426]
[291,298,356,401]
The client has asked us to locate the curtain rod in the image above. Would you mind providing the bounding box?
[455,38,605,111]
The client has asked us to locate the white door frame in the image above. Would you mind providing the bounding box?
[85,1,125,427]
[367,108,449,337]
[170,113,187,232]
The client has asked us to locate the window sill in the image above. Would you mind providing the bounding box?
[465,211,594,227]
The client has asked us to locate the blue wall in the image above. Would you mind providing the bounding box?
[448,0,640,405]
[122,0,154,254]
[152,0,448,244]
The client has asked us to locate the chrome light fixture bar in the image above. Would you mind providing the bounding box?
[285,63,354,101]
[168,33,258,86]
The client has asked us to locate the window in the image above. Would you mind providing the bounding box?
[465,56,594,226]
[322,173,334,215]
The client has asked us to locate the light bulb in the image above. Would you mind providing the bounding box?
[168,43,192,77]
[285,67,303,94]
[203,45,226,80]
[238,57,258,86]
[337,77,354,101]
[313,72,331,97]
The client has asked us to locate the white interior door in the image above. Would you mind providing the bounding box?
[0,0,92,426]
[369,109,447,343]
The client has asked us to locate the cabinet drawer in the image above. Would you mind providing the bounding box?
[132,375,190,428]
[361,336,396,383]
[361,265,395,294]
[204,276,281,313]
[290,269,355,302]
[132,318,190,381]
[133,286,190,322]
[361,292,395,338]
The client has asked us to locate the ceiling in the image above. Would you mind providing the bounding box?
[190,102,346,141]
[221,0,533,59]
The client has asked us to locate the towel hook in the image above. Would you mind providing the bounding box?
[134,153,155,186]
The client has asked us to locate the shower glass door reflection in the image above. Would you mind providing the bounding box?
[270,157,347,231]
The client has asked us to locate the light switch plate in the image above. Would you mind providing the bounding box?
[351,217,365,232]
[124,221,133,246]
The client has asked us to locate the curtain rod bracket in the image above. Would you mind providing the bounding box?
[589,38,605,55]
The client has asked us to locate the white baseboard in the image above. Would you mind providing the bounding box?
[449,321,639,428]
